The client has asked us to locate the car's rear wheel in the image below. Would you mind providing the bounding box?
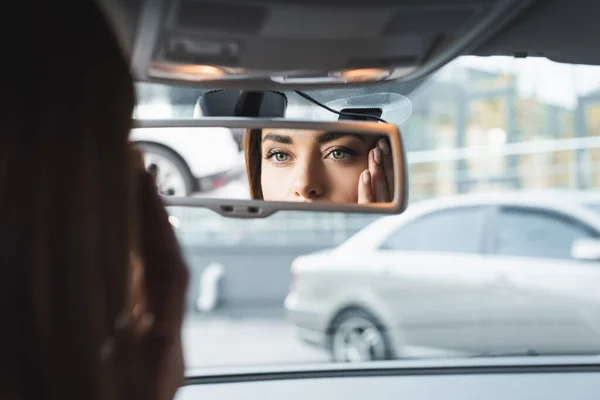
[329,309,392,363]
[137,143,194,196]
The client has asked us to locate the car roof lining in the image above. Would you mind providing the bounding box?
[102,0,600,89]
[472,0,600,66]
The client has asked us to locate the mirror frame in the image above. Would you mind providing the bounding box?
[132,118,408,218]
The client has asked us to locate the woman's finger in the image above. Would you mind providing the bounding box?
[137,170,189,336]
[133,168,189,399]
[378,138,394,201]
[131,145,159,188]
[357,169,374,204]
[369,147,390,202]
[131,146,146,172]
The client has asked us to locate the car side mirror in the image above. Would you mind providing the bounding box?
[571,238,600,261]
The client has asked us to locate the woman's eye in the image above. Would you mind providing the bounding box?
[329,149,351,160]
[271,152,289,162]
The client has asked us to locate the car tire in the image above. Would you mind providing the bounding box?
[136,143,195,196]
[329,308,393,363]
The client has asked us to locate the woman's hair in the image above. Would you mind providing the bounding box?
[0,1,152,399]
[243,129,264,200]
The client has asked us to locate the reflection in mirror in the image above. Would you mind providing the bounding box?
[131,122,405,210]
[245,128,394,204]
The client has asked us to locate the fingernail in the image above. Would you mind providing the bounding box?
[374,147,381,164]
[379,139,390,155]
[362,170,370,184]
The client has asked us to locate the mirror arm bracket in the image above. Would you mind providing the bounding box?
[234,91,265,117]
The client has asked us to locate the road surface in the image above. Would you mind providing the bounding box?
[183,317,328,369]
[182,315,475,369]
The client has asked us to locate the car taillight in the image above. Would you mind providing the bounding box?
[212,177,227,189]
[200,176,228,192]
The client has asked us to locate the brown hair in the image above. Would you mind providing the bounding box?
[0,1,158,400]
[243,128,264,200]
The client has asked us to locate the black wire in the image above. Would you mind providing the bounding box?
[293,90,389,124]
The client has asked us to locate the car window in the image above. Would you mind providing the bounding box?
[494,207,598,260]
[134,55,600,370]
[380,206,487,253]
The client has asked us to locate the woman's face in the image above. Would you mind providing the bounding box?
[260,129,379,203]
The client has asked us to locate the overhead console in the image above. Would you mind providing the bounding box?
[128,0,538,88]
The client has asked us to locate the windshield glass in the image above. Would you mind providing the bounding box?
[135,56,600,370]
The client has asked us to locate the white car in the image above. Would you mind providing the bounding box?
[285,191,600,362]
[130,127,243,196]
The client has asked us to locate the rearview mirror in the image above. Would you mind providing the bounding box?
[571,238,600,261]
[131,118,408,218]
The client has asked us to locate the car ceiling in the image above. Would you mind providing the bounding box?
[473,0,600,66]
[98,0,600,88]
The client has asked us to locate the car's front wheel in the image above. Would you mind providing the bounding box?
[137,143,194,196]
[329,308,392,363]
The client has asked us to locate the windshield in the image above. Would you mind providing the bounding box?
[135,56,600,370]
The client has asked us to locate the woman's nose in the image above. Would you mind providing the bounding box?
[294,184,322,199]
[293,161,324,200]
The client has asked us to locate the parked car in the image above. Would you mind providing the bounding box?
[130,127,244,196]
[285,191,600,362]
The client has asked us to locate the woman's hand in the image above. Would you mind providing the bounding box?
[132,147,159,186]
[130,146,190,400]
[358,138,394,203]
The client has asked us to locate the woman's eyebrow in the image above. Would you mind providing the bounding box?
[262,133,292,144]
[317,132,367,144]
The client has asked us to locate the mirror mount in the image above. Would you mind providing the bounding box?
[234,91,265,117]
[338,108,383,121]
[195,89,288,118]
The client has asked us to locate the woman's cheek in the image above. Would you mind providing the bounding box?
[329,165,363,203]
[261,166,289,201]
